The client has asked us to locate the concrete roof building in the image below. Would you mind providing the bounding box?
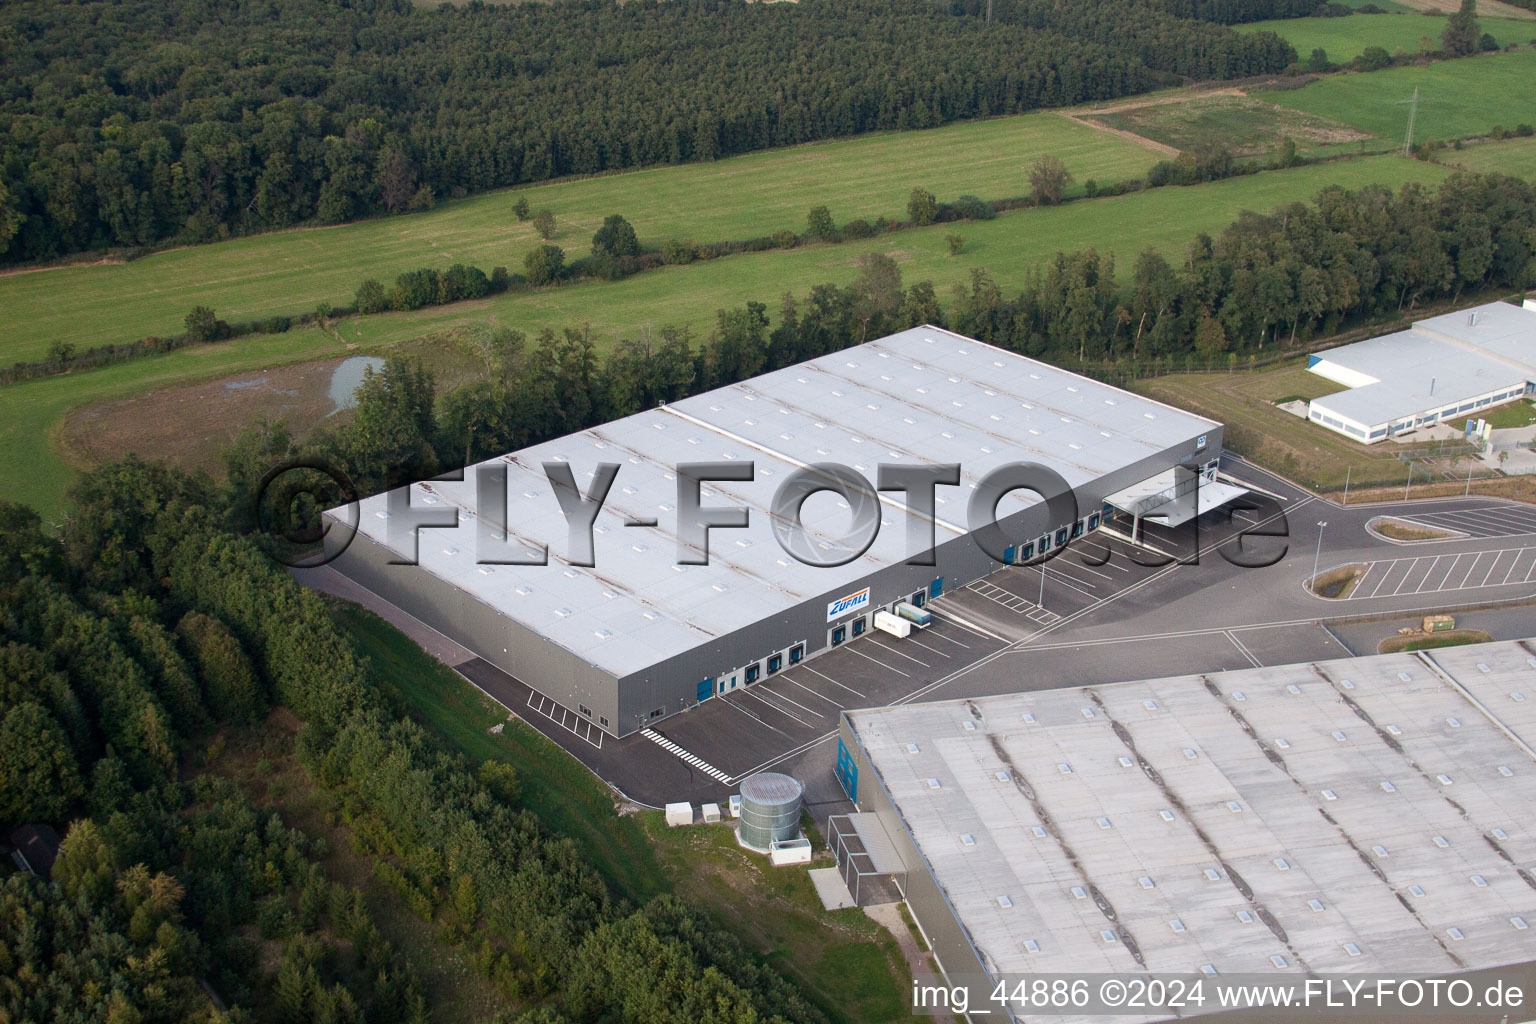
[1305,300,1536,443]
[325,326,1228,737]
[833,639,1536,1022]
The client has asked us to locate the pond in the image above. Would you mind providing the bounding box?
[328,355,386,413]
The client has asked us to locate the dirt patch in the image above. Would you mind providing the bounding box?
[1367,516,1467,542]
[1085,93,1371,158]
[1397,0,1536,19]
[63,356,359,478]
[1310,562,1368,599]
[1378,628,1496,653]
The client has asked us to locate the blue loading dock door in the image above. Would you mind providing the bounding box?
[697,678,713,702]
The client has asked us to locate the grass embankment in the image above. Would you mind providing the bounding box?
[332,600,910,1024]
[1262,49,1536,144]
[1236,13,1536,61]
[0,112,1159,367]
[6,154,1452,521]
[1379,628,1495,652]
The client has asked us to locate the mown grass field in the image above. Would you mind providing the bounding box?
[1263,49,1536,143]
[337,155,1449,351]
[1439,134,1536,178]
[1138,360,1427,492]
[1236,13,1536,60]
[3,153,1451,522]
[0,112,1160,366]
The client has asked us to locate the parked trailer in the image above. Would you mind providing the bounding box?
[873,610,911,638]
[894,601,931,627]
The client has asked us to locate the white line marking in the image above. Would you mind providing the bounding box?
[743,689,815,727]
[802,663,867,698]
[846,646,911,678]
[866,637,930,667]
[785,678,844,706]
[753,685,822,717]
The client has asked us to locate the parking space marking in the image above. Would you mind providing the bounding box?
[846,645,911,678]
[784,678,845,707]
[906,635,953,659]
[1406,505,1536,538]
[1413,554,1455,594]
[867,636,930,667]
[719,694,790,734]
[1348,545,1536,599]
[742,689,816,727]
[526,691,603,748]
[751,685,823,719]
[802,663,866,699]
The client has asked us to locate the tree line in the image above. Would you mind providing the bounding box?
[219,170,1536,513]
[0,0,1300,265]
[0,463,829,1022]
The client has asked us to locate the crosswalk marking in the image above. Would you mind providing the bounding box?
[641,729,733,783]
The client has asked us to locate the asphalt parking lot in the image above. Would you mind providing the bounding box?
[1346,545,1536,601]
[1391,502,1536,538]
[300,453,1536,811]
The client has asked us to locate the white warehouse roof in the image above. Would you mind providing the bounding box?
[1308,301,1536,432]
[331,327,1215,678]
[846,639,1536,1020]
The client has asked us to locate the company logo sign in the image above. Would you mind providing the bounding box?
[827,586,871,622]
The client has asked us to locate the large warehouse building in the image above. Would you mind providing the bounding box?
[325,326,1231,738]
[1305,299,1536,443]
[832,640,1536,1023]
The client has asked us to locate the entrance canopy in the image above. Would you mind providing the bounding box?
[1104,469,1248,529]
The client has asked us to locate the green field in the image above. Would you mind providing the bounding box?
[1263,49,1536,143]
[333,155,1449,350]
[1237,13,1536,60]
[0,112,1160,367]
[1,153,1451,522]
[1439,134,1536,178]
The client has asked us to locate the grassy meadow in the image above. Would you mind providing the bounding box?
[1438,134,1536,178]
[1263,48,1536,144]
[1236,13,1536,60]
[0,112,1159,366]
[2,153,1452,522]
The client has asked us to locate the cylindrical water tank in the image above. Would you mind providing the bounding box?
[738,772,803,851]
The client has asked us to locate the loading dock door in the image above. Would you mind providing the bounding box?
[1003,545,1015,564]
[697,678,713,702]
[930,577,944,599]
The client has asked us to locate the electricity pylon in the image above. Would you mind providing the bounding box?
[1398,87,1429,156]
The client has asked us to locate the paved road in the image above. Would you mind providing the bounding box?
[298,452,1536,811]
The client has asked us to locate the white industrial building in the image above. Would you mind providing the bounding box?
[833,640,1536,1023]
[326,326,1238,738]
[1305,299,1536,443]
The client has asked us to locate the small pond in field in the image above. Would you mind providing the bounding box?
[328,355,386,413]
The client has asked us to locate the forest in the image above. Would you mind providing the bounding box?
[0,468,825,1022]
[0,0,1301,264]
[214,169,1536,514]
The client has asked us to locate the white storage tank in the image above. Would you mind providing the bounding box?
[738,772,803,851]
